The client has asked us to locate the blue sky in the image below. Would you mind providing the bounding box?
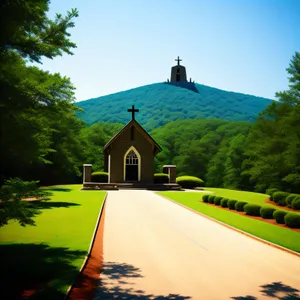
[39,0,300,101]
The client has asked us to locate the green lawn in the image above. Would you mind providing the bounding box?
[0,184,106,299]
[158,191,300,253]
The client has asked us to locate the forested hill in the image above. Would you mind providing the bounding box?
[76,82,273,130]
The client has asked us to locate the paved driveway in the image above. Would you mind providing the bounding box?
[94,190,300,299]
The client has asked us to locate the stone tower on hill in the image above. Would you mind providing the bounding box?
[169,56,193,83]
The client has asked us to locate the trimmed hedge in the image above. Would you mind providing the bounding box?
[220,198,229,208]
[176,176,204,189]
[208,195,215,204]
[273,210,288,224]
[284,213,300,228]
[260,207,276,219]
[291,198,300,210]
[235,201,248,212]
[266,188,279,200]
[228,199,238,210]
[244,204,261,216]
[214,196,223,206]
[202,194,210,203]
[286,194,299,208]
[154,173,169,184]
[91,171,108,183]
[272,191,289,205]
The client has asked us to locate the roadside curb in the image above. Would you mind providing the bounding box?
[64,193,107,299]
[158,194,300,257]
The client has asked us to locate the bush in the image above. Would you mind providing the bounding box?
[284,213,300,228]
[91,171,108,182]
[214,196,223,206]
[220,198,229,208]
[208,195,215,204]
[154,173,169,184]
[244,204,261,216]
[235,201,248,212]
[228,199,238,210]
[266,188,279,200]
[272,191,289,205]
[260,207,276,219]
[291,198,300,210]
[273,210,288,224]
[286,194,299,208]
[202,194,210,203]
[176,176,204,189]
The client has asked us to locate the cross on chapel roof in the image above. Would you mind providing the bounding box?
[175,56,182,65]
[127,104,139,120]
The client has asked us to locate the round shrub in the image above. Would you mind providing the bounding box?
[272,191,289,205]
[228,199,238,210]
[260,207,276,219]
[91,171,108,183]
[291,198,300,210]
[214,196,223,206]
[235,201,248,212]
[244,204,262,216]
[176,176,204,189]
[202,194,210,203]
[286,194,299,208]
[266,188,279,200]
[273,210,288,224]
[154,173,169,184]
[284,213,300,228]
[221,198,229,208]
[208,195,215,204]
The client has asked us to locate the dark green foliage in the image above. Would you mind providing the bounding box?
[244,204,262,216]
[284,213,300,228]
[202,195,210,203]
[260,207,276,219]
[214,196,223,206]
[228,199,238,210]
[176,176,204,189]
[77,83,273,131]
[154,173,169,184]
[272,192,289,205]
[220,198,229,208]
[266,188,279,200]
[91,172,108,183]
[273,210,288,224]
[0,178,49,226]
[208,195,215,204]
[235,201,248,211]
[291,198,300,210]
[286,194,299,208]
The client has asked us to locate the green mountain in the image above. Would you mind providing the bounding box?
[76,82,273,130]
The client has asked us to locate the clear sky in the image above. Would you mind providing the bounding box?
[38,0,300,101]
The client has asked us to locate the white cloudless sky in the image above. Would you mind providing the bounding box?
[36,0,300,101]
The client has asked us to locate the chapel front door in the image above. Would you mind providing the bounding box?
[125,150,139,182]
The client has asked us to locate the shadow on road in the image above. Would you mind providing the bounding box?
[94,261,191,299]
[231,281,300,300]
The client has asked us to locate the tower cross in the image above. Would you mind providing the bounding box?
[175,56,182,65]
[127,104,139,120]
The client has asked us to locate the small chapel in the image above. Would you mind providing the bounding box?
[168,56,194,83]
[82,105,179,190]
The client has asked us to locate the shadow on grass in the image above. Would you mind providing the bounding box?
[42,188,72,192]
[94,261,191,299]
[0,243,86,300]
[28,201,81,210]
[164,81,199,94]
[231,281,300,300]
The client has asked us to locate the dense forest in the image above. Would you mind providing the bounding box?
[76,82,273,130]
[1,1,299,199]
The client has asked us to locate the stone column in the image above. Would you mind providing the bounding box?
[83,164,92,183]
[169,166,176,183]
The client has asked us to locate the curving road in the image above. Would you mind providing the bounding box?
[94,190,300,300]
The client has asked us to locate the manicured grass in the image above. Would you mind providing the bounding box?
[158,191,300,253]
[0,185,106,299]
[202,187,300,215]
